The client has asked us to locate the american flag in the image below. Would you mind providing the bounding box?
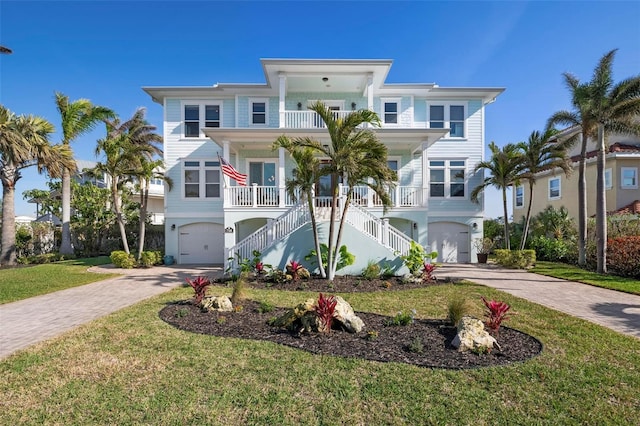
[218,155,247,186]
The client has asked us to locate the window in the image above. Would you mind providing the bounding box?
[384,102,398,124]
[548,177,561,200]
[205,105,220,128]
[428,103,466,138]
[183,102,222,138]
[184,105,200,137]
[183,160,221,199]
[515,185,524,208]
[429,160,466,198]
[249,161,276,186]
[605,168,612,190]
[621,167,638,189]
[250,99,267,125]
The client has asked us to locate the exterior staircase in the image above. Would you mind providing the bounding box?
[226,198,414,270]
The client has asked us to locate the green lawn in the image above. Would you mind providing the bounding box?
[1,282,638,424]
[531,261,640,295]
[0,257,118,304]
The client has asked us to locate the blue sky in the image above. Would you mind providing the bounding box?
[1,0,639,218]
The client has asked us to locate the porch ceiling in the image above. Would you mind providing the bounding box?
[202,128,448,153]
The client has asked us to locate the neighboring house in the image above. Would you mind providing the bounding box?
[513,135,640,221]
[144,58,503,269]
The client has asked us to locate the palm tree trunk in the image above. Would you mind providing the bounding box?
[520,182,535,250]
[1,177,17,265]
[306,191,326,278]
[326,174,340,281]
[112,182,130,254]
[577,135,588,266]
[331,194,352,278]
[137,182,149,260]
[59,169,73,255]
[596,124,607,274]
[502,187,510,250]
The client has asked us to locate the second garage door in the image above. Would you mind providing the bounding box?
[179,222,224,264]
[427,222,470,263]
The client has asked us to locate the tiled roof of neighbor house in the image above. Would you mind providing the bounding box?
[612,200,640,216]
[570,142,640,162]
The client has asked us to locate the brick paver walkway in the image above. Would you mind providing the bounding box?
[0,265,222,359]
[439,263,640,339]
[1,263,638,360]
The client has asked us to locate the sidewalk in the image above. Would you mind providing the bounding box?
[439,263,640,339]
[0,264,222,360]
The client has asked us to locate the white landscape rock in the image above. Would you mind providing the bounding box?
[201,295,233,312]
[333,296,365,333]
[451,316,499,353]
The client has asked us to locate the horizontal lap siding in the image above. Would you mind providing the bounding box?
[164,98,224,215]
[427,100,483,215]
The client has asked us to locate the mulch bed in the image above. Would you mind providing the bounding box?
[160,286,543,369]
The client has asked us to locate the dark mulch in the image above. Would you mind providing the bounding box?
[159,298,543,369]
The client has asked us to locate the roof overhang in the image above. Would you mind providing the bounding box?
[202,127,448,153]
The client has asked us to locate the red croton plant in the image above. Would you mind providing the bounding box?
[315,293,338,333]
[185,276,211,305]
[422,262,437,283]
[286,260,304,280]
[481,296,512,335]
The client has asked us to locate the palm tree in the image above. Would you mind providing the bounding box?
[273,137,326,277]
[96,108,162,255]
[55,92,114,255]
[586,49,640,273]
[135,158,172,260]
[471,142,523,250]
[0,105,74,265]
[516,129,572,249]
[278,102,396,280]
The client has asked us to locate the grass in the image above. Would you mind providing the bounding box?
[0,256,117,304]
[1,282,638,424]
[531,261,640,295]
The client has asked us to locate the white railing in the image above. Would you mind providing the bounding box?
[226,202,310,268]
[284,110,351,129]
[340,185,424,208]
[225,184,301,208]
[344,202,413,256]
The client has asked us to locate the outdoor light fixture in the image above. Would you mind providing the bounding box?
[322,77,329,82]
[225,227,234,233]
[297,102,302,110]
[351,102,356,110]
[472,222,478,230]
[171,224,176,231]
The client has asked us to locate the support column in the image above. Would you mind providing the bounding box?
[421,141,429,207]
[279,73,286,128]
[222,141,231,208]
[367,73,374,111]
[278,147,286,207]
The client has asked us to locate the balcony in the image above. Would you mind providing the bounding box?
[283,110,353,129]
[224,184,424,208]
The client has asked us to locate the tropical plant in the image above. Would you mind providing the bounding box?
[54,93,114,255]
[94,108,162,254]
[0,105,74,265]
[361,260,381,280]
[422,262,437,283]
[471,142,523,250]
[286,260,305,280]
[481,297,512,335]
[134,158,171,260]
[274,102,396,280]
[185,276,211,305]
[585,50,640,273]
[304,243,355,274]
[400,241,437,275]
[315,293,337,333]
[473,237,495,255]
[516,129,572,249]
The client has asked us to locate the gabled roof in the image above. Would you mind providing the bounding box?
[570,142,640,162]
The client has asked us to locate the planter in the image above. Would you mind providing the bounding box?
[163,255,175,266]
[477,253,488,264]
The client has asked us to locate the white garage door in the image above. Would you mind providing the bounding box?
[179,223,224,264]
[428,222,470,263]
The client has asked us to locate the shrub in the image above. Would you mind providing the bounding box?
[361,260,381,280]
[110,250,136,269]
[494,249,536,269]
[607,236,640,278]
[385,310,416,326]
[422,262,437,283]
[407,337,424,354]
[257,301,275,314]
[447,296,473,327]
[286,260,308,281]
[400,242,437,275]
[230,276,248,305]
[185,276,211,305]
[481,297,512,335]
[529,236,574,262]
[266,268,288,285]
[139,251,161,268]
[315,293,337,333]
[305,243,355,273]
